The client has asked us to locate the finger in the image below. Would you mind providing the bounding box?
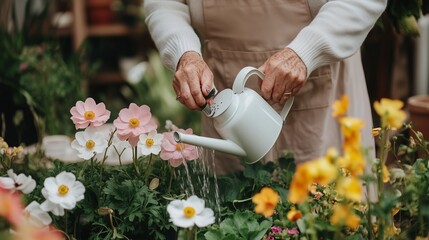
[257,65,266,89]
[201,68,214,98]
[187,71,206,107]
[179,82,201,110]
[259,67,275,101]
[272,70,288,103]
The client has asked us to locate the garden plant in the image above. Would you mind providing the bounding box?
[0,94,428,240]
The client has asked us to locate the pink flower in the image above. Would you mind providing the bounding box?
[287,227,299,235]
[271,226,283,234]
[0,186,24,226]
[113,103,157,147]
[70,98,110,129]
[160,128,199,167]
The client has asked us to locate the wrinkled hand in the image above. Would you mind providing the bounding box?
[258,48,307,105]
[174,51,214,110]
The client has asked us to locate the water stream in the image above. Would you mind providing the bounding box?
[178,146,222,222]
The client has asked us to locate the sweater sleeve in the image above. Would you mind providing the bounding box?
[287,0,388,76]
[144,0,202,71]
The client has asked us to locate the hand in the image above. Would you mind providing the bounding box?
[258,48,307,105]
[174,51,214,110]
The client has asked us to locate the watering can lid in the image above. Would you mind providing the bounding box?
[210,89,234,118]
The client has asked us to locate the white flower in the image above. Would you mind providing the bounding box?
[165,120,178,131]
[167,195,215,228]
[0,169,36,194]
[138,130,163,155]
[40,171,85,216]
[71,126,108,160]
[24,201,52,228]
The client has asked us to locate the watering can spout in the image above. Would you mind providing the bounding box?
[173,132,247,157]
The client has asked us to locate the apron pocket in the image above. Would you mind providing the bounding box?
[292,68,332,111]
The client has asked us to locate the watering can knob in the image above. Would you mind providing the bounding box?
[201,86,218,117]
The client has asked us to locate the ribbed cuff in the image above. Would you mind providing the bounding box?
[287,28,331,77]
[160,32,202,71]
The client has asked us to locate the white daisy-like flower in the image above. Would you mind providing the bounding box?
[138,130,163,156]
[167,195,215,228]
[24,201,52,228]
[71,126,108,160]
[0,169,36,194]
[40,171,85,216]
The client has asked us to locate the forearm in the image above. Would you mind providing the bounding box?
[287,0,388,76]
[144,0,202,71]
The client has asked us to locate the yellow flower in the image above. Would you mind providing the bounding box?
[286,207,302,222]
[336,176,362,202]
[288,157,337,203]
[330,204,361,229]
[373,98,406,129]
[382,164,390,183]
[312,157,338,186]
[338,149,366,177]
[252,187,279,217]
[332,95,349,118]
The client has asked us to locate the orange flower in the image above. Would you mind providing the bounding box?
[373,98,406,130]
[286,207,302,222]
[332,95,349,118]
[330,204,361,229]
[336,176,362,202]
[252,187,279,217]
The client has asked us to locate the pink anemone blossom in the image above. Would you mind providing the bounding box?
[70,98,110,129]
[113,103,157,147]
[0,186,24,226]
[160,128,199,167]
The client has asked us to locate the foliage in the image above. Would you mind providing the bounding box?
[384,0,429,36]
[0,30,89,143]
[0,94,429,240]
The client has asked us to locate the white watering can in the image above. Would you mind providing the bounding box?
[173,66,294,164]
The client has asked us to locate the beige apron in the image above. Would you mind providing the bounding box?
[196,0,375,175]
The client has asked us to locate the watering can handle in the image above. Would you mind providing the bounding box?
[232,66,294,121]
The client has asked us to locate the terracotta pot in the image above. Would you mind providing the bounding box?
[86,0,115,25]
[408,95,429,140]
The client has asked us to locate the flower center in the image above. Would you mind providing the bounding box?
[146,138,154,147]
[129,118,140,128]
[86,140,95,149]
[175,143,185,151]
[58,185,69,196]
[84,111,95,120]
[183,206,195,218]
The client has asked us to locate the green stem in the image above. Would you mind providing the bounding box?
[168,167,175,193]
[133,146,140,175]
[64,209,68,236]
[144,154,153,183]
[301,201,317,240]
[377,127,389,240]
[366,182,374,240]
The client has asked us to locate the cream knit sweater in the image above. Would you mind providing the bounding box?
[144,0,387,75]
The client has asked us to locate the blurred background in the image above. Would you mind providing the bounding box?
[0,0,428,148]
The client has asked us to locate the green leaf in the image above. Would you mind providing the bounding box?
[219,219,237,235]
[204,229,224,240]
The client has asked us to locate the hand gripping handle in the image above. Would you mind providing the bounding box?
[232,66,294,121]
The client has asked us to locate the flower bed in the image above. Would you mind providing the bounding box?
[0,96,428,240]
